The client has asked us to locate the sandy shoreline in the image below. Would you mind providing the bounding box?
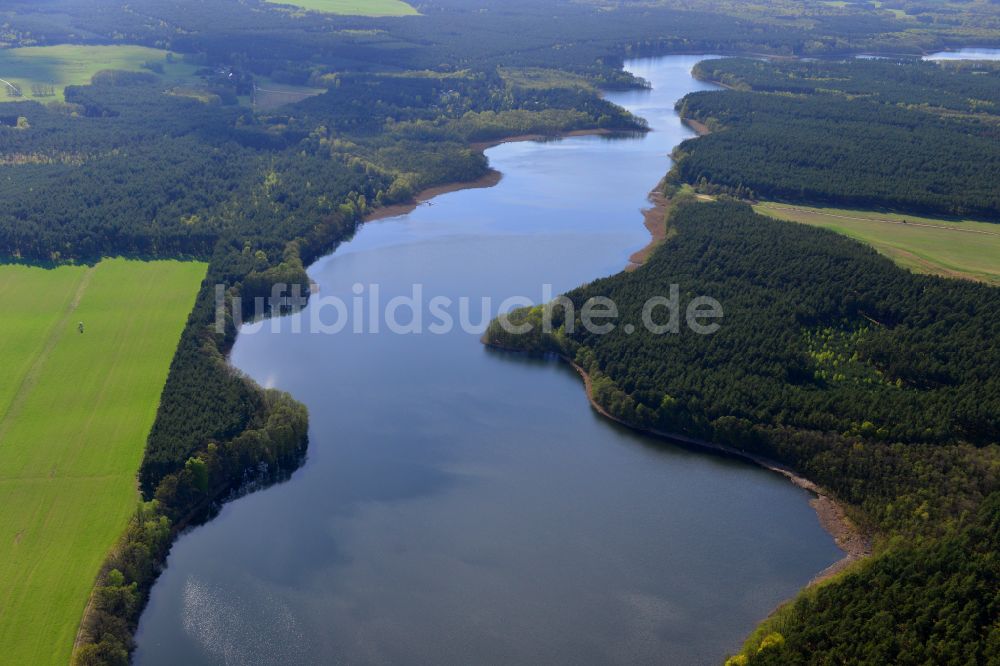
[627,179,672,270]
[560,356,872,584]
[363,170,505,223]
[681,117,712,136]
[484,342,872,587]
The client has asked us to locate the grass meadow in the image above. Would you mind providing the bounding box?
[0,258,205,664]
[755,202,1000,285]
[0,45,198,103]
[265,0,419,16]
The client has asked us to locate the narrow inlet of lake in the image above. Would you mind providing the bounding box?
[134,55,843,666]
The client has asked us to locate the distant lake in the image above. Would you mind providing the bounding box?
[134,56,842,666]
[925,48,1000,61]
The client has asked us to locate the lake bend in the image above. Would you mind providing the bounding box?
[134,55,844,666]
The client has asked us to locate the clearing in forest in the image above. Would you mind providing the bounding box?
[0,45,197,103]
[755,202,1000,285]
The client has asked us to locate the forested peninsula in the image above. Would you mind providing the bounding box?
[485,198,1000,663]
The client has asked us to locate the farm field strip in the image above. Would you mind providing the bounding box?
[755,201,1000,285]
[0,258,205,665]
[265,0,419,16]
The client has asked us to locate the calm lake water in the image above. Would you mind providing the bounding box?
[134,56,842,666]
[925,48,1000,61]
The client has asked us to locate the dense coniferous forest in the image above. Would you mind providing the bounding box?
[486,199,1000,662]
[693,57,1000,113]
[1,0,998,663]
[3,0,1000,83]
[670,58,1000,219]
[1,69,644,265]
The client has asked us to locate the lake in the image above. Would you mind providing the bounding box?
[925,48,1000,61]
[134,55,842,666]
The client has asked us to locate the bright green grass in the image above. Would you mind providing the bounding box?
[266,0,419,16]
[871,1,910,18]
[0,258,206,664]
[0,45,198,103]
[756,202,1000,285]
[499,67,595,91]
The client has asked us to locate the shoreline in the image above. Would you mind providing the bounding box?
[559,354,874,585]
[681,117,712,136]
[364,127,629,225]
[364,170,505,223]
[485,343,872,586]
[627,179,672,270]
[469,127,623,152]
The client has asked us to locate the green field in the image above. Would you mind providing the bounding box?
[0,258,205,664]
[266,0,419,16]
[755,202,1000,285]
[0,45,198,103]
[499,67,595,91]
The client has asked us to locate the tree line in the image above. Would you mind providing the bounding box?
[693,57,1000,115]
[670,59,1000,220]
[6,0,999,87]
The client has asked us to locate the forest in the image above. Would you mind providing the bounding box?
[486,199,1000,662]
[1,0,998,663]
[671,59,1000,219]
[3,0,1000,82]
[692,56,1000,113]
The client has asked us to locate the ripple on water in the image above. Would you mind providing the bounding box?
[182,576,307,665]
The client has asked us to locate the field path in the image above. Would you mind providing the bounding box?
[0,266,95,444]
